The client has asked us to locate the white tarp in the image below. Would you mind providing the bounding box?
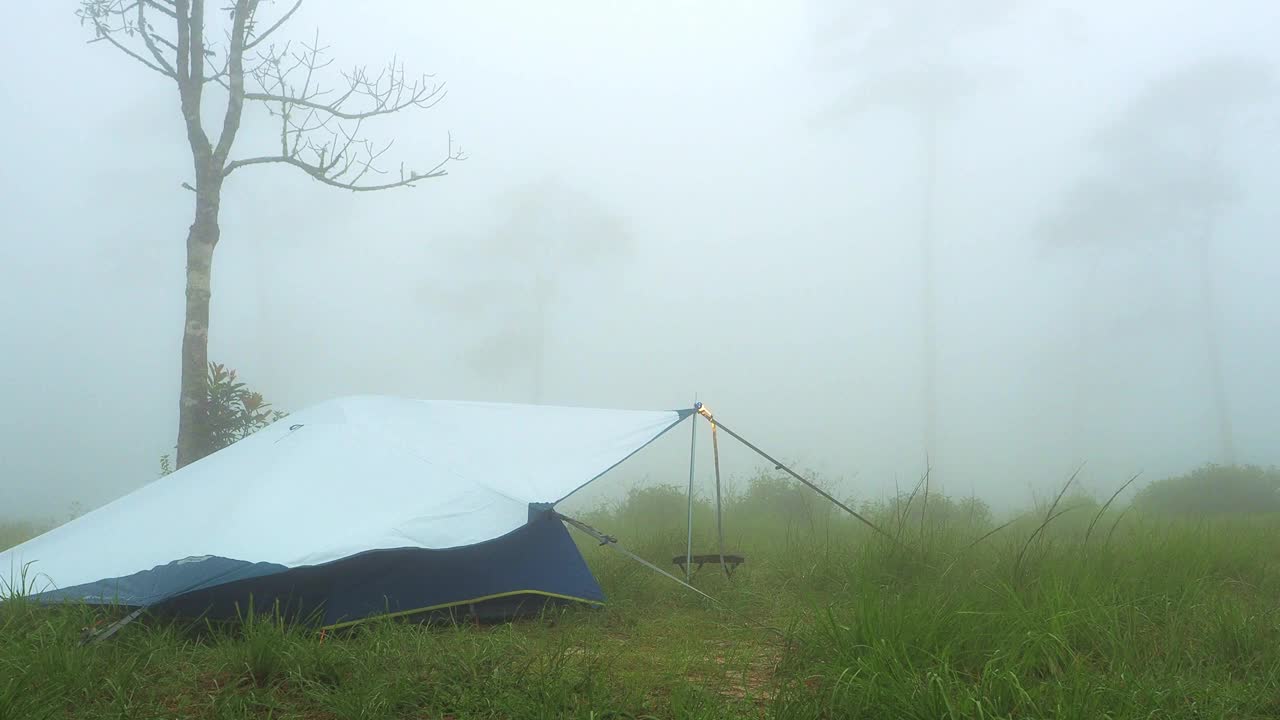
[1,396,684,595]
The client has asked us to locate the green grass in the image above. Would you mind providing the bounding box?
[4,475,1280,719]
[0,521,44,557]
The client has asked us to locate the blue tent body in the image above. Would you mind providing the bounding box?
[32,507,601,627]
[1,397,689,628]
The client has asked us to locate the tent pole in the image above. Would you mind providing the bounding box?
[695,404,895,542]
[558,512,719,604]
[710,417,730,578]
[685,400,697,582]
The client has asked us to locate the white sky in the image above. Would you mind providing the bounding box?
[2,0,1279,519]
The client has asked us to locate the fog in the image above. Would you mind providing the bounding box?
[2,0,1279,521]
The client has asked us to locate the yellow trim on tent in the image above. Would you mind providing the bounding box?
[319,590,604,630]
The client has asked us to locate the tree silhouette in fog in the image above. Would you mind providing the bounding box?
[433,180,632,404]
[811,0,1016,466]
[1042,55,1277,465]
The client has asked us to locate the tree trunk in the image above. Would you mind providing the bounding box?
[175,170,223,468]
[919,109,939,464]
[1196,218,1235,465]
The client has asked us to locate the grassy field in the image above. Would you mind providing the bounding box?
[3,475,1280,719]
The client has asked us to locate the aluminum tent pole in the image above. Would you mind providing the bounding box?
[709,416,730,578]
[558,513,719,604]
[694,403,895,542]
[684,400,697,581]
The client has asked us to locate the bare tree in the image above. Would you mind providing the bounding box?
[812,0,1014,465]
[1041,56,1276,465]
[76,0,464,467]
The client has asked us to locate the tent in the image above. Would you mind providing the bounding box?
[0,396,691,629]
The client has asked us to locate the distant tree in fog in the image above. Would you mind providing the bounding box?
[1042,56,1277,465]
[810,0,1016,465]
[76,0,463,468]
[434,180,631,403]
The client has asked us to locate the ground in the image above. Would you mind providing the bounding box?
[4,480,1280,719]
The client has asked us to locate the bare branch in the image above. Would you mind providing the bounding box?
[87,29,175,78]
[245,0,303,50]
[173,0,213,160]
[204,57,230,85]
[224,131,464,191]
[143,0,178,18]
[149,32,179,53]
[244,83,446,120]
[78,0,177,78]
[212,0,256,164]
[189,0,206,88]
[225,155,446,191]
[242,46,448,122]
[215,25,460,192]
[174,0,191,83]
[137,0,177,76]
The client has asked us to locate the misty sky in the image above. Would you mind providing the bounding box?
[2,0,1279,520]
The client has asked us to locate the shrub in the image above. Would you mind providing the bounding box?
[1133,464,1280,515]
[159,362,286,475]
[733,472,834,521]
[205,362,287,451]
[861,490,994,536]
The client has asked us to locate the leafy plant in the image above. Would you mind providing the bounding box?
[205,363,287,451]
[160,363,286,475]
